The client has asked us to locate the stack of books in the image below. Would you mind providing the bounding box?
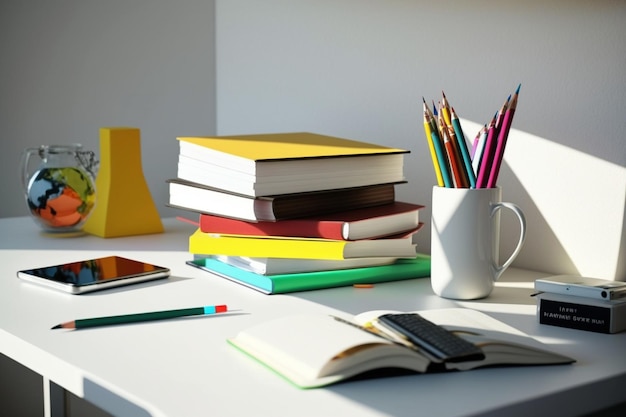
[534,275,626,334]
[168,132,430,294]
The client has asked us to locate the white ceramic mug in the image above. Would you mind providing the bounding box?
[430,186,526,300]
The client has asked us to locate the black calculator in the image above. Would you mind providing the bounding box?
[378,313,485,363]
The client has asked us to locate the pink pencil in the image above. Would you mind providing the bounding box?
[470,127,482,159]
[471,124,488,176]
[487,84,520,188]
[475,113,498,188]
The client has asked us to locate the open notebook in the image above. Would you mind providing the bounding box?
[228,308,575,388]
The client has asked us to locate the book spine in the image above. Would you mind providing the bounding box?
[192,256,431,294]
[538,298,612,333]
[199,215,345,240]
[189,230,348,260]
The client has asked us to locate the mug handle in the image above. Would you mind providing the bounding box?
[490,202,526,281]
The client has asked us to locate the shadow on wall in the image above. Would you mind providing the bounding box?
[461,118,626,281]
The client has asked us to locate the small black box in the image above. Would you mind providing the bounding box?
[536,292,626,334]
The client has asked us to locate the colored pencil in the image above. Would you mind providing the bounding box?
[495,95,511,130]
[441,93,472,187]
[475,113,498,188]
[424,97,438,134]
[441,91,453,126]
[51,305,229,330]
[487,84,520,188]
[431,130,453,187]
[441,118,465,188]
[471,124,488,176]
[470,127,482,159]
[451,106,476,188]
[422,98,445,187]
[433,100,442,139]
[445,124,469,188]
[439,108,468,188]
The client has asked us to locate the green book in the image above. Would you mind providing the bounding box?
[186,255,430,294]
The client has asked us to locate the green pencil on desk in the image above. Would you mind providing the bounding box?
[51,305,228,330]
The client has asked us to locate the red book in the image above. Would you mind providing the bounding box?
[199,202,424,241]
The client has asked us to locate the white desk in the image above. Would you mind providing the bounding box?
[1,217,625,417]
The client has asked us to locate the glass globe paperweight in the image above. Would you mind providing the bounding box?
[21,144,97,233]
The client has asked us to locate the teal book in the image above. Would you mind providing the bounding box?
[186,255,431,294]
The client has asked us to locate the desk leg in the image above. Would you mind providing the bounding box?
[43,377,66,417]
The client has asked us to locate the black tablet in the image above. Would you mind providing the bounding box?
[17,256,170,294]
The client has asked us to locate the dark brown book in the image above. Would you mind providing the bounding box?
[168,179,398,222]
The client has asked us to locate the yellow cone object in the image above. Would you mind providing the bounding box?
[83,127,163,237]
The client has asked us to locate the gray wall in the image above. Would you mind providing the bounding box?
[215,0,626,279]
[0,2,215,415]
[0,0,216,220]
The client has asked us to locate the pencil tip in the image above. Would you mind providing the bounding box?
[515,83,521,94]
[51,324,62,329]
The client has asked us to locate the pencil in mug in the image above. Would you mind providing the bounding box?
[470,129,481,159]
[445,125,469,188]
[471,124,488,176]
[441,93,463,170]
[422,98,445,187]
[450,106,476,188]
[422,98,453,187]
[487,84,520,188]
[441,91,453,127]
[428,100,454,185]
[476,93,510,187]
[441,91,476,184]
[431,130,453,187]
[440,115,465,188]
[475,112,499,188]
[440,95,471,187]
[439,108,468,188]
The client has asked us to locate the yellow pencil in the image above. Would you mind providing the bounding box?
[422,98,444,186]
[441,91,453,126]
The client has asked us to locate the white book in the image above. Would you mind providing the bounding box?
[210,255,399,275]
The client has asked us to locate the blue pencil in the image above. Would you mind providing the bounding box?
[431,130,453,187]
[450,106,476,188]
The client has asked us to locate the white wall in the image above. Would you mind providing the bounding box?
[1,1,624,280]
[0,0,216,220]
[215,0,626,280]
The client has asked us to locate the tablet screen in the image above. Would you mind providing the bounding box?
[19,256,168,286]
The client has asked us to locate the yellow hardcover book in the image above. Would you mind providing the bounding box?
[178,132,407,161]
[188,229,417,260]
[176,132,408,196]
